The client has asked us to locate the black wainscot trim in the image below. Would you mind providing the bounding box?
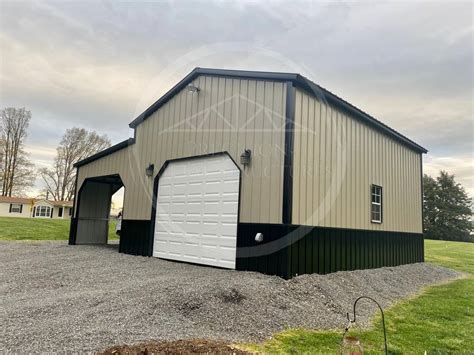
[236,223,424,279]
[69,217,78,245]
[119,219,153,256]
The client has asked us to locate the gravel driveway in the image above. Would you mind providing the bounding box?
[1,241,459,353]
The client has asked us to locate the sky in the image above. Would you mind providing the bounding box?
[0,0,472,198]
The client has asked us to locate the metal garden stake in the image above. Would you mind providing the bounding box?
[340,296,388,355]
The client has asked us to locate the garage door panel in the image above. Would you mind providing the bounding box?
[153,155,239,269]
[199,247,234,260]
[201,204,225,215]
[164,204,186,214]
[184,211,202,217]
[200,223,219,235]
[220,222,238,231]
[163,224,183,232]
[218,238,238,248]
[221,194,239,203]
[167,233,186,243]
[204,182,239,194]
[184,203,202,211]
[183,234,200,246]
[157,183,172,194]
[223,178,240,188]
[221,217,238,225]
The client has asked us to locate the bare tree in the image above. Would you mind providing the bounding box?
[40,127,111,201]
[0,108,35,196]
[0,134,4,189]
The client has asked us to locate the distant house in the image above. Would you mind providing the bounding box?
[0,196,73,219]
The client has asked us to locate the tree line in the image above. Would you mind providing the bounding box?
[1,107,472,241]
[0,107,110,200]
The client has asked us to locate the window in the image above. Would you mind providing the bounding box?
[58,207,63,217]
[35,205,52,218]
[371,185,382,223]
[9,204,22,213]
[68,207,73,216]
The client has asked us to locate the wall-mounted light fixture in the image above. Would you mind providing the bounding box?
[187,83,200,93]
[240,149,252,168]
[145,163,154,177]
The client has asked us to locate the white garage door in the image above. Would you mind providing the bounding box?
[153,154,240,269]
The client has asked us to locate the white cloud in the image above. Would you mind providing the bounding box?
[24,144,56,169]
[0,1,472,198]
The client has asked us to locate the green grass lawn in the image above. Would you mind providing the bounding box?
[0,216,118,241]
[244,239,474,354]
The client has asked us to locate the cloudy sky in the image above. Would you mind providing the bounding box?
[0,1,472,197]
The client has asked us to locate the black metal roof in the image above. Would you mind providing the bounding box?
[128,68,427,153]
[75,68,427,168]
[74,138,135,168]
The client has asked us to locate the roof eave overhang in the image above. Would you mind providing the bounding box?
[73,138,135,168]
[294,75,428,154]
[128,68,299,129]
[128,67,427,154]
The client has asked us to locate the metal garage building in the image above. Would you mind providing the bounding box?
[69,68,427,278]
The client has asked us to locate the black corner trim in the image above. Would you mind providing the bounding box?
[69,170,80,245]
[73,138,135,168]
[282,82,296,224]
[149,160,170,257]
[420,154,424,233]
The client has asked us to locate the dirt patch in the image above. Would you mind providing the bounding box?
[99,339,250,355]
[218,288,246,304]
[178,300,203,316]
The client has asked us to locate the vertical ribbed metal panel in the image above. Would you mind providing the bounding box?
[292,88,423,233]
[75,181,112,244]
[76,76,287,223]
[236,223,424,279]
[75,147,130,216]
[119,220,152,256]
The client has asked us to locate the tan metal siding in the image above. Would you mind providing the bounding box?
[76,76,286,223]
[292,88,422,233]
[75,147,131,214]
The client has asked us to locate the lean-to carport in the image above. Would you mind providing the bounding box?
[69,174,123,245]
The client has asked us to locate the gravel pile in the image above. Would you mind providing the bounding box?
[1,241,460,353]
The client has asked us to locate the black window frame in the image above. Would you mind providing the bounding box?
[371,184,383,224]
